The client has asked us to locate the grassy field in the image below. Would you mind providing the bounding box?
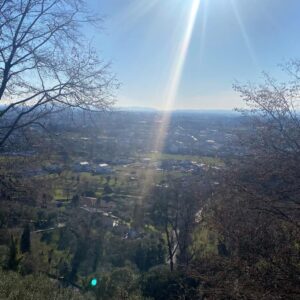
[143,153,223,166]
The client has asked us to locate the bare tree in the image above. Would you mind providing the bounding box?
[0,0,117,147]
[151,177,210,272]
[199,62,300,298]
[232,61,300,228]
[151,182,179,272]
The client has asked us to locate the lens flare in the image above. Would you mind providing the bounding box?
[91,278,98,287]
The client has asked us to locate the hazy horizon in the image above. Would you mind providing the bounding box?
[90,0,300,110]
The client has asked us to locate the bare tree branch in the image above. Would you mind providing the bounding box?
[0,0,117,147]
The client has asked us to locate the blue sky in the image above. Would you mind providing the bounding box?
[88,0,300,110]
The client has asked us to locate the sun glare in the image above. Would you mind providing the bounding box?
[230,0,259,70]
[139,0,201,201]
[154,0,201,153]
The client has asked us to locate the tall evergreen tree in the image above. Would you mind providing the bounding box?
[20,224,31,254]
[6,235,20,271]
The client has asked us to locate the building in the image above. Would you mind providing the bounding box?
[94,163,113,175]
[80,196,97,207]
[72,161,92,172]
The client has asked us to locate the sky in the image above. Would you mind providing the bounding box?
[87,0,300,110]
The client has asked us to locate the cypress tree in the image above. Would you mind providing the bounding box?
[7,235,19,271]
[20,224,31,253]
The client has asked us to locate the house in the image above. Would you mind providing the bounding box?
[72,162,92,172]
[94,163,113,175]
[80,196,97,207]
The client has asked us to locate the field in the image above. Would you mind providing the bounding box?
[143,152,223,166]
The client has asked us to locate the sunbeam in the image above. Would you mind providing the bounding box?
[112,0,160,30]
[164,0,200,110]
[198,0,209,64]
[230,0,260,70]
[138,0,201,205]
[154,0,201,151]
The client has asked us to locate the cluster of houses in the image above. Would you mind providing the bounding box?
[159,160,208,174]
[72,162,113,174]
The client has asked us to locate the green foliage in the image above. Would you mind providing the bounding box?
[57,259,70,279]
[71,194,80,207]
[19,254,38,275]
[92,267,143,300]
[5,235,21,271]
[0,270,92,300]
[40,231,53,245]
[68,239,88,283]
[141,266,200,300]
[134,240,165,272]
[35,210,56,230]
[57,228,76,251]
[145,152,223,166]
[191,227,218,257]
[103,184,113,195]
[20,224,31,254]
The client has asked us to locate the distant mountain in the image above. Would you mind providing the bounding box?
[115,107,158,112]
[115,107,239,114]
[172,109,239,115]
[0,103,239,117]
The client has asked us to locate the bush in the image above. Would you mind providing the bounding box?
[0,270,92,300]
[141,266,200,300]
